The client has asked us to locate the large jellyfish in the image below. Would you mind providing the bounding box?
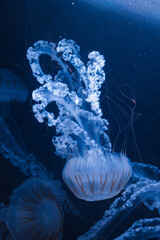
[27,39,132,201]
[6,177,63,240]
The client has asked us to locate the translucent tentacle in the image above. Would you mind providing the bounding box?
[77,162,160,239]
[115,218,160,240]
[27,39,111,159]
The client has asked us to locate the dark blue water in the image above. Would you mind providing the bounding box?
[0,0,160,239]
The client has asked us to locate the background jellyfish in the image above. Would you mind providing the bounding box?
[27,39,132,201]
[6,177,63,240]
[0,68,28,103]
[0,67,30,174]
[77,162,160,239]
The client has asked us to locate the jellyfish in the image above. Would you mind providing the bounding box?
[0,68,30,172]
[5,177,63,240]
[27,39,132,201]
[77,162,160,239]
[0,68,28,135]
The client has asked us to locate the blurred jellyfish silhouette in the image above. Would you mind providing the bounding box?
[0,68,30,173]
[77,162,160,240]
[5,177,63,240]
[27,39,132,201]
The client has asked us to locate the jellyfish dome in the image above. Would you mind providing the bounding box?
[63,151,131,201]
[0,68,28,103]
[27,39,132,201]
[6,177,63,240]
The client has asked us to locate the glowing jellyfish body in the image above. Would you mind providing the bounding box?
[6,178,63,240]
[27,39,132,201]
[63,152,131,201]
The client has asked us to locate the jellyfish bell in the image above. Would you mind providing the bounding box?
[63,149,132,201]
[6,177,63,240]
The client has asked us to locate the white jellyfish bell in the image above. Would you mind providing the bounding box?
[63,151,131,201]
[27,39,132,201]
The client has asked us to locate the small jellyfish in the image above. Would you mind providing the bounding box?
[6,177,63,240]
[0,68,30,174]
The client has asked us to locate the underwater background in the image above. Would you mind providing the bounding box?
[0,0,160,239]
